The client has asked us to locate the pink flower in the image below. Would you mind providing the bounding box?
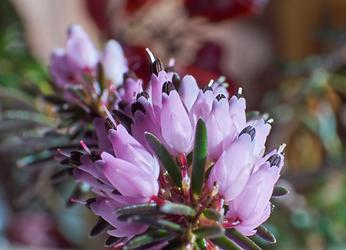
[160,90,194,154]
[101,40,128,87]
[208,133,255,201]
[225,149,284,236]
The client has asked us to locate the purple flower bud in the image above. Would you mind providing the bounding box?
[208,133,255,201]
[178,75,199,111]
[226,151,284,236]
[101,40,128,87]
[66,25,98,70]
[160,90,194,154]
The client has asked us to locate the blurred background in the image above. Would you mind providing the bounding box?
[0,0,346,249]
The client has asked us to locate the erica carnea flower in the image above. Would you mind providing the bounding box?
[56,42,287,249]
[49,24,128,115]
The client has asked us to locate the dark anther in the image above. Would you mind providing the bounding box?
[162,81,175,95]
[90,151,101,162]
[239,125,256,141]
[105,118,116,130]
[105,236,120,247]
[267,154,281,167]
[117,100,128,111]
[172,73,181,90]
[216,94,226,101]
[86,198,97,209]
[203,86,213,93]
[123,70,138,81]
[136,91,150,100]
[151,58,164,75]
[131,102,146,116]
[70,151,83,166]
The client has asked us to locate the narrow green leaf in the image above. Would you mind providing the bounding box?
[115,203,159,217]
[211,236,241,250]
[97,62,105,91]
[145,132,182,187]
[191,118,208,195]
[196,238,207,249]
[160,202,196,217]
[128,215,183,232]
[272,186,289,198]
[227,229,262,250]
[203,208,222,222]
[124,230,173,250]
[256,225,276,243]
[193,225,224,239]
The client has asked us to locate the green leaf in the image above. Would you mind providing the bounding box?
[256,225,276,243]
[211,236,241,250]
[193,225,224,239]
[191,118,208,195]
[97,62,105,91]
[127,215,183,232]
[145,132,182,187]
[272,186,289,198]
[160,202,196,217]
[115,203,159,218]
[227,229,262,250]
[203,208,222,222]
[124,230,173,250]
[196,238,207,249]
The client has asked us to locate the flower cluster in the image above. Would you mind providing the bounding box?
[55,26,286,249]
[49,25,127,114]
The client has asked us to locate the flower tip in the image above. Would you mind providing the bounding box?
[145,48,156,63]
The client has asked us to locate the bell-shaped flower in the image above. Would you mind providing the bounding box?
[251,119,271,159]
[208,133,255,201]
[225,150,284,236]
[100,152,159,199]
[66,25,98,70]
[108,124,160,178]
[149,71,173,108]
[101,40,128,87]
[160,90,194,155]
[178,75,199,111]
[229,95,246,132]
[206,97,235,161]
[189,89,214,125]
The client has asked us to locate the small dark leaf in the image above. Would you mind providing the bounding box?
[203,208,222,222]
[97,62,105,91]
[128,215,182,232]
[211,236,241,250]
[160,202,196,217]
[50,168,72,183]
[193,225,224,239]
[104,236,121,247]
[115,203,159,217]
[191,118,208,195]
[272,186,289,198]
[227,229,262,250]
[145,132,182,187]
[89,217,110,237]
[256,225,276,243]
[124,230,173,250]
[112,110,133,133]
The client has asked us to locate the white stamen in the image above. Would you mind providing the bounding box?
[102,104,117,128]
[168,58,175,67]
[145,48,156,63]
[80,140,91,155]
[238,87,243,95]
[208,79,214,87]
[278,143,287,153]
[267,118,274,124]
